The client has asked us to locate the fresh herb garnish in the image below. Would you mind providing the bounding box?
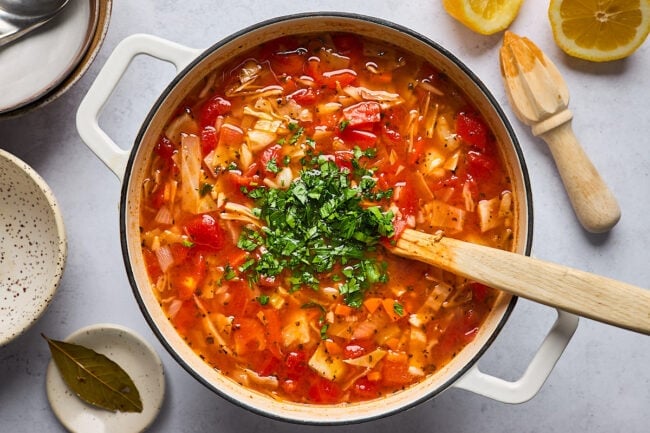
[182,239,195,248]
[339,119,350,131]
[288,126,305,145]
[237,153,394,307]
[258,294,270,305]
[199,182,213,197]
[320,323,329,340]
[393,301,404,317]
[223,264,237,281]
[266,159,280,174]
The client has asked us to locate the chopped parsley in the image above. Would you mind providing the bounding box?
[237,153,394,307]
[258,294,270,305]
[223,264,237,281]
[339,119,350,131]
[320,322,329,340]
[393,301,404,317]
[199,182,214,197]
[266,159,280,174]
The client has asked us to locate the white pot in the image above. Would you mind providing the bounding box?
[76,13,578,424]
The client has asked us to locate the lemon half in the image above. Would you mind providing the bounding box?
[549,0,650,61]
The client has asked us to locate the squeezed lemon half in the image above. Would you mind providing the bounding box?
[442,0,524,35]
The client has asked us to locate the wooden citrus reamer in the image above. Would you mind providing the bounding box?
[499,31,620,233]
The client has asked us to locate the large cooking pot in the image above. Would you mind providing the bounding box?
[76,13,578,424]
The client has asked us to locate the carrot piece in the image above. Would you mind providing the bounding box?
[363,297,383,314]
[385,337,400,351]
[334,303,353,316]
[367,371,382,382]
[324,339,343,355]
[382,299,402,322]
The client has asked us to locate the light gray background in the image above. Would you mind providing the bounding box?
[1,1,648,432]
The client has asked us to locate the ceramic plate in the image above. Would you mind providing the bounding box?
[0,149,67,346]
[0,0,98,114]
[46,324,166,433]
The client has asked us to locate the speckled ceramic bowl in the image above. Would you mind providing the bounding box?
[0,149,67,346]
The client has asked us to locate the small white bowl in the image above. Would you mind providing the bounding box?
[45,323,166,433]
[0,148,67,346]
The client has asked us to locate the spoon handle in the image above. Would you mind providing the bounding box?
[538,120,621,233]
[393,229,650,335]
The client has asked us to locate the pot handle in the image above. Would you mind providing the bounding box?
[452,309,578,403]
[76,34,202,181]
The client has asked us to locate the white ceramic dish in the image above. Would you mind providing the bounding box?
[46,323,165,433]
[0,148,67,346]
[0,0,98,114]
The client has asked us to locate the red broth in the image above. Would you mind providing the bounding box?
[139,33,515,403]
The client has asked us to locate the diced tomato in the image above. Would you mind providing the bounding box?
[200,96,231,128]
[281,379,300,395]
[259,144,283,175]
[339,128,377,150]
[226,162,261,189]
[170,250,206,300]
[332,34,363,58]
[343,101,381,127]
[285,350,308,379]
[154,135,175,160]
[381,357,412,386]
[381,106,407,145]
[391,217,408,239]
[270,49,306,76]
[352,376,380,399]
[463,309,481,340]
[333,150,354,173]
[382,123,402,145]
[407,136,426,165]
[142,248,162,281]
[343,342,368,359]
[233,317,267,355]
[183,214,225,251]
[200,126,218,155]
[395,182,418,217]
[305,57,323,81]
[256,351,281,376]
[288,87,317,106]
[169,243,191,264]
[466,151,497,181]
[308,377,343,404]
[259,308,283,359]
[320,69,357,89]
[150,186,166,210]
[456,110,490,152]
[170,300,199,333]
[471,282,490,303]
[222,280,250,316]
[217,123,244,147]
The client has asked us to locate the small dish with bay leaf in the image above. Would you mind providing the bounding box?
[45,324,164,432]
[76,13,577,424]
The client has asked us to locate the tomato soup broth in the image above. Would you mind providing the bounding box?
[139,33,515,404]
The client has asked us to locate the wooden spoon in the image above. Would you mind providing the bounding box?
[500,31,620,233]
[391,228,650,335]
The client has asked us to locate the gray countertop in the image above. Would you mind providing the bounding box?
[1,1,648,432]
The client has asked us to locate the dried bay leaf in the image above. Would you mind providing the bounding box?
[43,334,143,413]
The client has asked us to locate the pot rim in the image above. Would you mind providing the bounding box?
[119,11,533,424]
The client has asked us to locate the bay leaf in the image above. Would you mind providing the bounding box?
[43,334,143,413]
